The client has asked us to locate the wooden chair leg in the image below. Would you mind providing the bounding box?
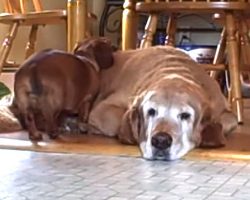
[225,12,243,123]
[67,0,76,52]
[67,0,88,52]
[0,23,19,75]
[210,27,226,79]
[224,70,232,102]
[140,14,158,48]
[239,18,250,98]
[239,18,250,66]
[122,0,138,50]
[25,25,39,59]
[165,14,177,47]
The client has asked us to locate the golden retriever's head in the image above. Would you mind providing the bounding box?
[73,37,114,70]
[119,80,220,161]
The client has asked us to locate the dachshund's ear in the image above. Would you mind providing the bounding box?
[92,38,114,69]
[73,37,114,70]
[118,106,144,145]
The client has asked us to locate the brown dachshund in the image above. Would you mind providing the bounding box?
[12,37,114,141]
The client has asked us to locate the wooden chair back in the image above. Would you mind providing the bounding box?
[3,0,42,14]
[122,0,250,123]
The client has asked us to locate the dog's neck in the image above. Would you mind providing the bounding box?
[75,55,100,72]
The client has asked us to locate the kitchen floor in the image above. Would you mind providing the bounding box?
[1,149,250,200]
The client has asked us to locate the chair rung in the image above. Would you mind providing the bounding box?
[2,68,18,73]
[2,62,19,73]
[202,64,225,71]
[202,64,250,71]
[136,2,250,13]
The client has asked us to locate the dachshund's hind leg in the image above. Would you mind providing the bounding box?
[41,103,60,139]
[44,111,60,139]
[25,111,43,141]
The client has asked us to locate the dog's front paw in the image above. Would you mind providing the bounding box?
[29,131,43,141]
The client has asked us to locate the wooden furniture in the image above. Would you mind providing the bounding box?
[0,0,92,75]
[67,0,92,52]
[122,0,250,124]
[99,0,123,37]
[0,0,66,73]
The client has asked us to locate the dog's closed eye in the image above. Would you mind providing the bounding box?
[178,112,191,120]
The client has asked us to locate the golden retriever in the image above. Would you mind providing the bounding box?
[87,45,237,161]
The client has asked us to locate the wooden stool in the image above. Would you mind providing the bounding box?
[122,0,250,124]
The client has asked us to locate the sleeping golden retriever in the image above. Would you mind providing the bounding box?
[87,45,238,160]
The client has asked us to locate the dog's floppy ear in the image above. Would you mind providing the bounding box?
[74,37,114,69]
[118,106,144,145]
[199,122,226,148]
[118,107,137,144]
[92,38,114,69]
[199,107,226,148]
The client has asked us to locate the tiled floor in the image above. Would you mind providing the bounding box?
[1,149,250,200]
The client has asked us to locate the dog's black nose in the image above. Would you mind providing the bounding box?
[151,132,172,150]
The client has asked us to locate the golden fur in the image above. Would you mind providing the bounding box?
[88,45,237,159]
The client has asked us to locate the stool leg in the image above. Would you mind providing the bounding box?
[25,25,39,59]
[122,0,137,50]
[210,27,226,79]
[0,23,19,75]
[239,18,250,66]
[165,14,177,47]
[239,18,250,98]
[140,14,158,48]
[225,12,243,123]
